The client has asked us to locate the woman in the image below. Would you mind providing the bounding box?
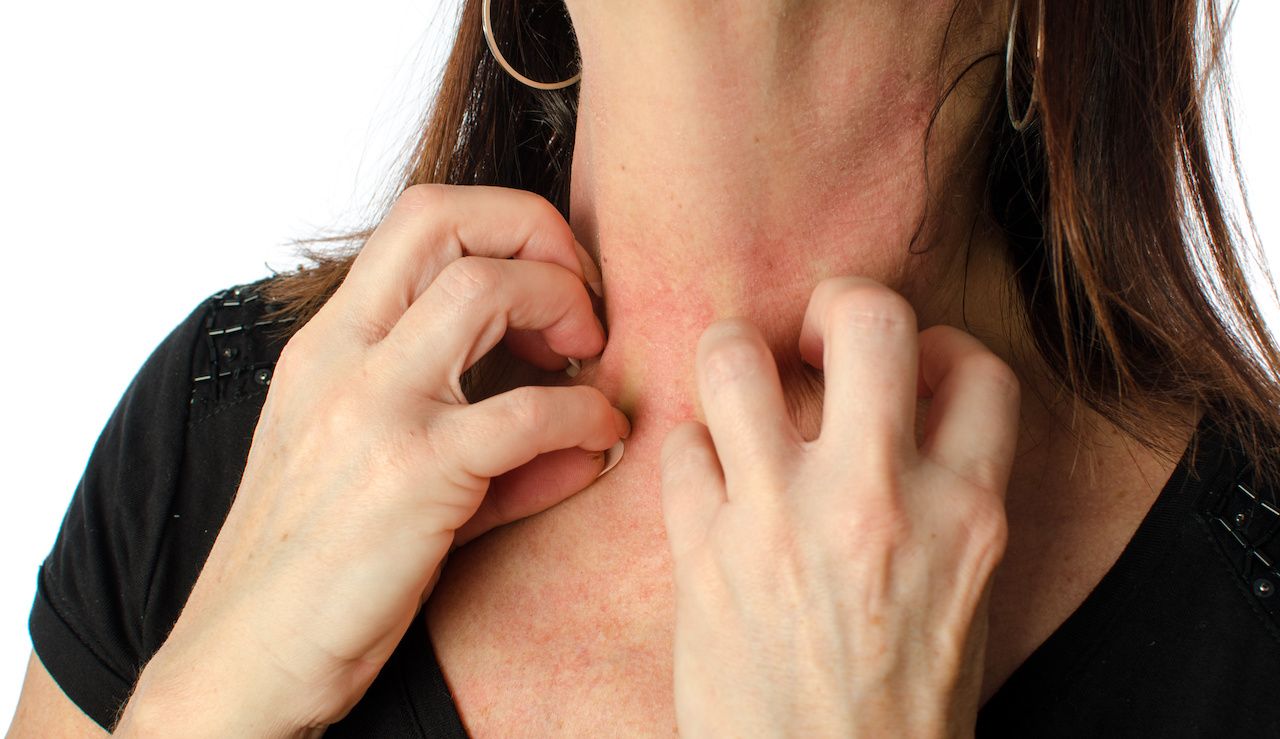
[11,0,1280,735]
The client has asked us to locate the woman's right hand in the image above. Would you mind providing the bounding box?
[113,184,630,738]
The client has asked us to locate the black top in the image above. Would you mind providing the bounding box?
[27,277,1280,737]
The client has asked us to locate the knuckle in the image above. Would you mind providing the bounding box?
[971,354,1021,403]
[272,322,341,391]
[958,493,1010,564]
[964,453,1015,494]
[825,284,917,334]
[574,383,612,413]
[507,187,569,233]
[854,494,914,544]
[826,476,913,549]
[660,421,706,470]
[519,188,564,222]
[699,323,769,384]
[394,183,448,213]
[576,384,614,430]
[475,186,572,251]
[275,332,311,377]
[564,384,610,422]
[436,256,502,305]
[505,385,553,437]
[352,312,398,347]
[661,439,708,477]
[972,496,1010,546]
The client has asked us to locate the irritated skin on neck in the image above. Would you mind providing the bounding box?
[559,0,1029,472]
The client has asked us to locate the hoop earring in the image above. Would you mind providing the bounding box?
[482,0,581,91]
[1005,0,1045,132]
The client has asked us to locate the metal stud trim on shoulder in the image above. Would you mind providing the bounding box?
[1200,458,1280,626]
[189,278,295,422]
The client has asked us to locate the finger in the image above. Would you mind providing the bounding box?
[442,384,629,481]
[504,328,574,372]
[328,184,593,345]
[453,445,616,546]
[799,276,919,465]
[695,318,802,495]
[660,420,727,560]
[373,257,604,400]
[916,324,1021,496]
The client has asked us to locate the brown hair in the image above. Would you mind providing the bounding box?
[257,0,1280,487]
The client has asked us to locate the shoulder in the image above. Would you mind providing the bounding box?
[142,275,299,639]
[981,414,1280,735]
[28,274,301,730]
[1104,429,1280,733]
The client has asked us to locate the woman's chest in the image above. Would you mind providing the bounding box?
[424,474,681,736]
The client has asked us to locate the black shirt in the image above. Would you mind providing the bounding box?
[27,277,1280,737]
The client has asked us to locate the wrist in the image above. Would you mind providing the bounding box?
[114,634,328,739]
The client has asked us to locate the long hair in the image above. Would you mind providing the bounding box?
[257,0,1280,487]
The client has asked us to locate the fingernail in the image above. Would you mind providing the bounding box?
[572,239,604,294]
[565,357,581,378]
[595,440,625,478]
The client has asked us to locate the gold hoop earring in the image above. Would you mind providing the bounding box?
[1005,0,1045,132]
[482,0,581,91]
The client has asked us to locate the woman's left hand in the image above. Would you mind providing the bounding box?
[659,275,1021,738]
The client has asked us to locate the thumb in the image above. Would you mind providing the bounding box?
[660,420,727,561]
[453,443,624,546]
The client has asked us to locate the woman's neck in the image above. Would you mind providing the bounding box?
[562,0,1021,443]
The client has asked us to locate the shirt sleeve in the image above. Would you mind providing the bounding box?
[27,294,211,731]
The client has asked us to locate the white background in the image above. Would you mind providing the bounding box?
[1,0,1276,725]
